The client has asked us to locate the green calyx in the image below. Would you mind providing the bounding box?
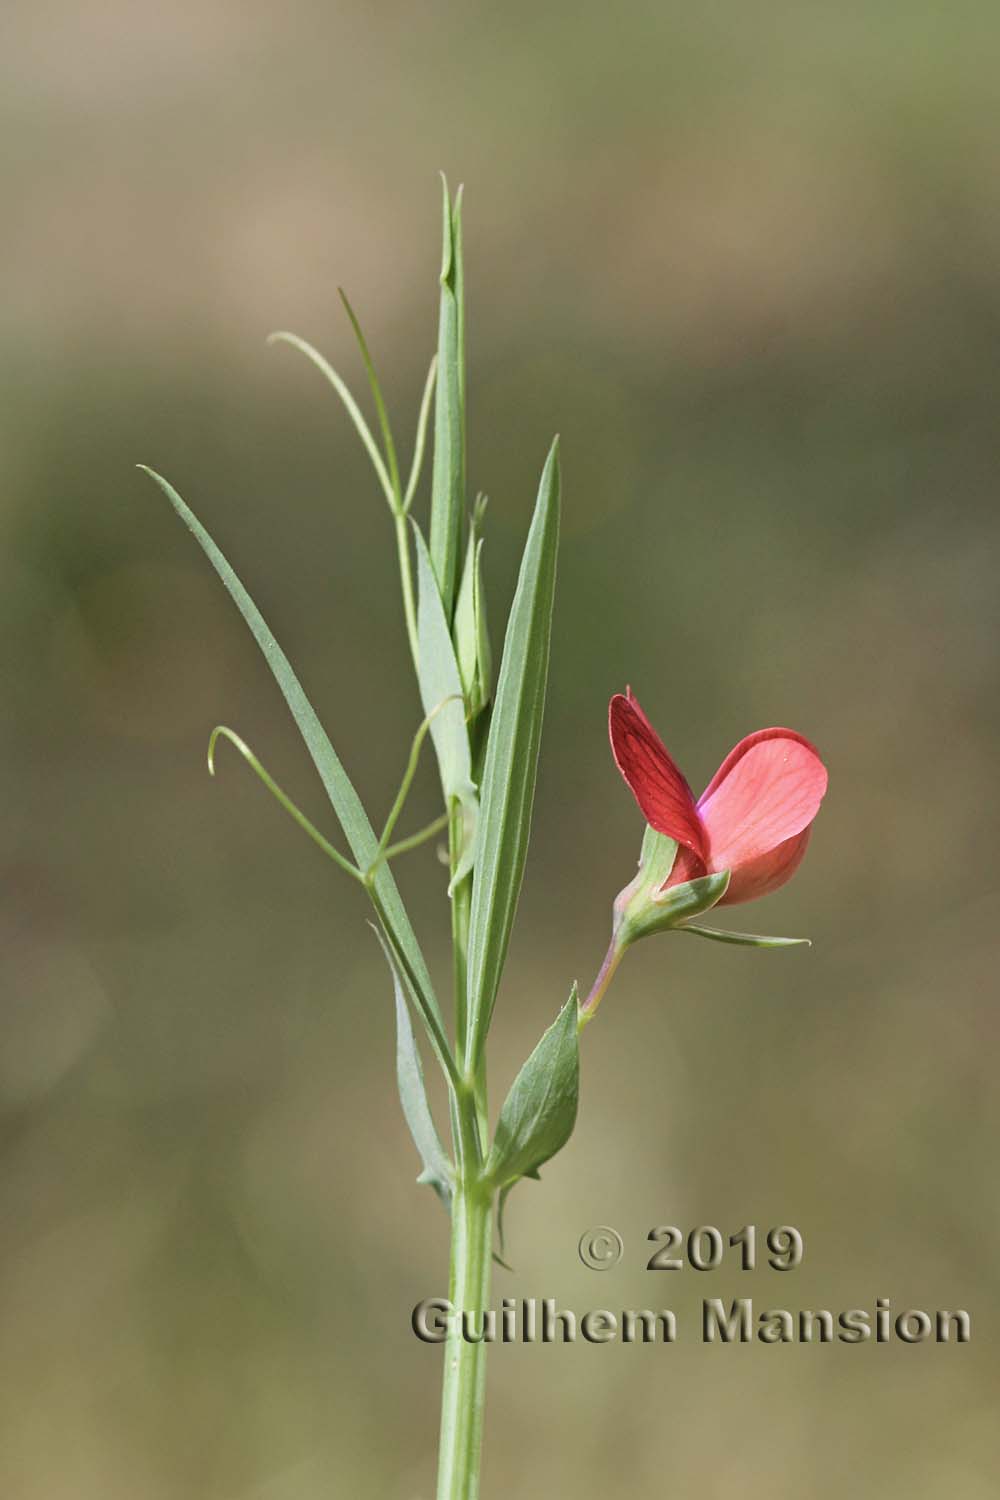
[579,829,729,1024]
[612,824,730,950]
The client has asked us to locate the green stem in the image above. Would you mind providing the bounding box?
[578,936,626,1025]
[436,1172,493,1500]
[450,809,472,1061]
[435,779,491,1499]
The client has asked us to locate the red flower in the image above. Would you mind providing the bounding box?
[609,689,827,907]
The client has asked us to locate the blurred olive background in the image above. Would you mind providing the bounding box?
[3,2,999,1496]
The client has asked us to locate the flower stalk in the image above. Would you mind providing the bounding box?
[579,936,625,1024]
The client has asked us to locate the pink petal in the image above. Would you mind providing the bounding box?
[698,727,827,876]
[609,691,707,860]
[716,826,812,906]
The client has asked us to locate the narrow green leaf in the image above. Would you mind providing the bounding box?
[485,988,579,1190]
[453,529,478,704]
[402,355,437,515]
[139,468,452,1080]
[452,185,466,440]
[266,331,396,513]
[372,926,454,1209]
[472,536,491,708]
[413,523,478,889]
[680,924,811,948]
[428,176,464,618]
[464,439,560,1069]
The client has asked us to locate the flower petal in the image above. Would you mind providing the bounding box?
[609,691,707,860]
[716,826,812,906]
[698,727,827,879]
[658,842,709,891]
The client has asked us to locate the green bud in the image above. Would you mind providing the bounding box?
[452,495,492,719]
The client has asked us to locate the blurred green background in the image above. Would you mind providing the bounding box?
[3,2,998,1495]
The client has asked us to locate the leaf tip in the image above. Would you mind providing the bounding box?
[136,464,174,502]
[438,173,455,282]
[337,286,360,327]
[544,435,562,488]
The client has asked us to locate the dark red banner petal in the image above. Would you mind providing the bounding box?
[609,692,707,859]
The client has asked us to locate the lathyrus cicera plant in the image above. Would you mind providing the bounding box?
[141,181,827,1500]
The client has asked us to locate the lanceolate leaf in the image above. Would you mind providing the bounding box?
[139,468,452,1076]
[464,439,560,1070]
[452,186,466,425]
[413,524,478,889]
[373,927,454,1209]
[429,177,464,619]
[485,989,579,1191]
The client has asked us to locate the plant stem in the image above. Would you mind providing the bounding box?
[435,1173,493,1500]
[578,936,626,1025]
[436,788,491,1499]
